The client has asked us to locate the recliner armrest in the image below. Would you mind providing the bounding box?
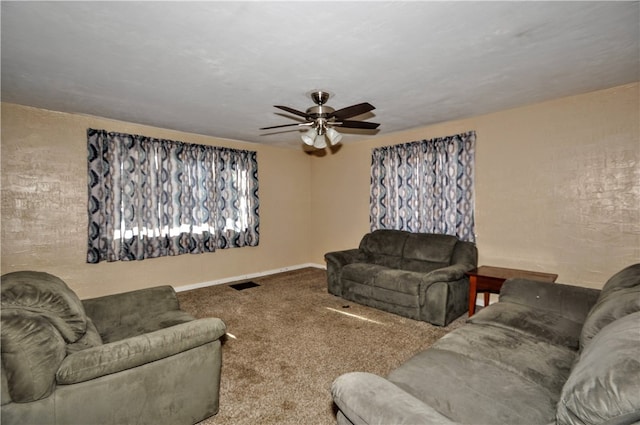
[332,372,457,425]
[56,317,226,385]
[500,279,600,324]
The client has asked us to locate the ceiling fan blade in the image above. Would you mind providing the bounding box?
[274,105,309,118]
[260,122,311,130]
[336,120,380,129]
[331,102,375,120]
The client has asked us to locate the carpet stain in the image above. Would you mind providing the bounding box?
[281,400,296,411]
[234,364,264,385]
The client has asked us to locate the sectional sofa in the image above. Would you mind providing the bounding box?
[332,263,640,425]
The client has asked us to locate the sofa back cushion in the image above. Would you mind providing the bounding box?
[359,230,409,268]
[1,271,88,343]
[580,263,640,350]
[400,233,458,273]
[557,311,640,425]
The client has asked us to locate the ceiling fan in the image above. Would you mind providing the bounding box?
[260,90,380,149]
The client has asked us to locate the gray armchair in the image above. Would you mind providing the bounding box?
[325,230,477,326]
[1,271,225,425]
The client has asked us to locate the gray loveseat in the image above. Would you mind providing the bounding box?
[1,271,226,425]
[325,230,477,326]
[332,263,640,425]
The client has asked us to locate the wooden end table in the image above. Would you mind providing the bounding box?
[466,266,558,317]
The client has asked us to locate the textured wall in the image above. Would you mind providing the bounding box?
[1,104,312,298]
[310,83,640,288]
[2,84,638,297]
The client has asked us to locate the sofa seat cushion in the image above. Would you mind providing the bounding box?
[372,269,425,295]
[399,259,446,274]
[342,282,420,312]
[388,324,576,424]
[342,263,389,285]
[468,301,584,349]
[1,271,88,343]
[557,311,640,425]
[342,267,426,311]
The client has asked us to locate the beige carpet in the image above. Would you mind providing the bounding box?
[177,267,466,425]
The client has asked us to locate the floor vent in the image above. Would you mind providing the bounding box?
[229,281,260,291]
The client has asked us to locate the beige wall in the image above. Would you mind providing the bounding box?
[1,103,312,298]
[2,83,638,297]
[310,83,640,288]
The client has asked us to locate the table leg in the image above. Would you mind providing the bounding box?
[468,276,477,317]
[484,292,490,307]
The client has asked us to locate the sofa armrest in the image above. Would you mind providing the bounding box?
[423,264,471,283]
[331,372,457,425]
[500,279,601,324]
[56,317,226,385]
[419,268,470,326]
[325,249,365,296]
[82,286,181,332]
[325,249,364,268]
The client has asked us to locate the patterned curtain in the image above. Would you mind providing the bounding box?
[87,129,259,263]
[370,131,475,242]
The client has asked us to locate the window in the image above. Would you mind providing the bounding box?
[87,129,259,263]
[370,131,475,242]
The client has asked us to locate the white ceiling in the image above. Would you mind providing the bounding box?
[2,1,639,149]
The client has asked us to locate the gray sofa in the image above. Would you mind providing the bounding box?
[332,263,640,425]
[325,230,477,326]
[1,271,226,425]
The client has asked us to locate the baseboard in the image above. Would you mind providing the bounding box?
[174,263,326,292]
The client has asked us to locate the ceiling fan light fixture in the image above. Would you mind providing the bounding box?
[301,128,317,146]
[326,127,342,146]
[313,132,327,149]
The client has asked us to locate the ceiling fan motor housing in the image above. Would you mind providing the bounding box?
[307,93,336,135]
[306,105,335,118]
